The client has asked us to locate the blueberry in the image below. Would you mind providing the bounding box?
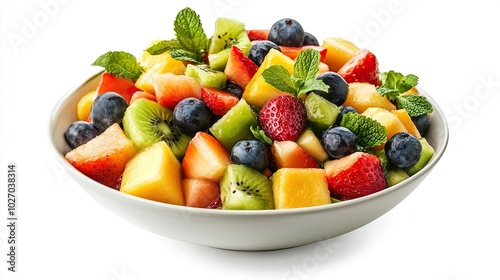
[385,132,422,168]
[314,72,349,106]
[231,140,270,171]
[335,106,358,126]
[321,126,357,159]
[173,98,213,134]
[248,40,281,66]
[223,80,243,99]
[64,121,100,149]
[90,92,128,132]
[268,18,305,47]
[303,32,319,46]
[411,114,430,136]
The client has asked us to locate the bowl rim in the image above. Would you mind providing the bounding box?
[49,70,449,217]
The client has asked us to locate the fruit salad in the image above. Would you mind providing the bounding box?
[63,7,435,210]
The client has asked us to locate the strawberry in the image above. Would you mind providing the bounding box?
[324,152,387,200]
[200,87,240,116]
[96,72,140,104]
[224,45,258,89]
[182,178,220,208]
[181,131,231,183]
[246,29,269,41]
[280,45,328,62]
[337,49,381,86]
[258,95,308,141]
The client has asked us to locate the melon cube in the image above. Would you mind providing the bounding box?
[271,168,331,209]
[322,37,360,72]
[120,141,184,206]
[343,82,396,113]
[362,107,408,149]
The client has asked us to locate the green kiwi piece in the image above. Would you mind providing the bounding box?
[220,164,274,210]
[207,17,251,70]
[185,64,227,89]
[209,99,258,151]
[386,169,410,187]
[406,137,435,176]
[122,98,191,159]
[304,92,339,136]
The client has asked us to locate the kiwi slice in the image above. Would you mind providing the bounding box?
[185,64,227,89]
[304,92,339,136]
[220,164,274,210]
[386,169,410,187]
[209,99,258,151]
[406,137,435,176]
[122,98,191,159]
[207,17,252,70]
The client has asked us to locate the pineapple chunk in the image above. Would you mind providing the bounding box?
[322,37,360,72]
[343,82,396,113]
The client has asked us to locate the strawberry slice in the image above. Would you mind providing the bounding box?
[280,45,327,62]
[96,72,140,104]
[259,95,308,141]
[224,46,259,89]
[201,87,240,116]
[337,49,381,86]
[324,152,387,200]
[181,131,231,183]
[182,178,220,208]
[246,29,269,41]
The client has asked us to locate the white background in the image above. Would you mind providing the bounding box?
[1,0,499,279]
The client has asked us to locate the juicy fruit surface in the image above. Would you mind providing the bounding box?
[259,95,308,141]
[62,8,437,210]
[65,123,137,189]
[324,152,387,200]
[120,141,184,205]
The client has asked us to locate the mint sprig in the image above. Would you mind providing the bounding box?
[340,112,387,149]
[376,70,432,117]
[91,51,143,81]
[262,49,329,98]
[146,39,182,55]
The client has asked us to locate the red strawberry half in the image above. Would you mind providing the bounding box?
[224,45,258,89]
[258,95,308,141]
[324,152,387,200]
[201,87,240,116]
[337,49,381,86]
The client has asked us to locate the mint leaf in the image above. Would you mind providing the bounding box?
[170,49,203,64]
[146,39,182,55]
[340,112,387,149]
[92,51,143,81]
[262,49,329,98]
[377,70,419,101]
[396,95,433,117]
[294,49,321,81]
[250,125,272,145]
[173,7,209,63]
[262,65,296,94]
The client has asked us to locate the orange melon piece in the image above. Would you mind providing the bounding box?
[271,168,331,209]
[153,73,201,110]
[362,107,407,149]
[182,178,220,208]
[135,51,187,94]
[391,109,421,139]
[321,37,360,72]
[120,141,184,206]
[76,90,96,121]
[401,87,419,96]
[242,48,295,108]
[65,123,137,189]
[343,82,396,113]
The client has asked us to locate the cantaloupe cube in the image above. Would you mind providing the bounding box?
[271,168,331,209]
[391,109,421,139]
[242,48,295,108]
[322,37,360,72]
[343,82,396,113]
[362,107,408,149]
[120,141,184,206]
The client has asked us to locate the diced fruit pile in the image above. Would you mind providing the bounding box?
[63,7,436,210]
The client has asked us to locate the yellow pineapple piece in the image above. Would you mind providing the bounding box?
[271,168,331,209]
[362,107,408,149]
[120,141,184,206]
[76,90,96,121]
[401,87,419,96]
[343,82,396,113]
[242,48,295,108]
[322,37,360,72]
[391,109,421,139]
[135,51,187,94]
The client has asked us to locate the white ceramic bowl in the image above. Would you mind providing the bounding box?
[49,71,449,251]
